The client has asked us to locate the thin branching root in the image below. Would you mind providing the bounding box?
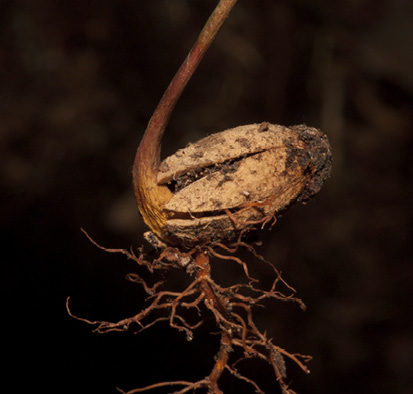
[67,230,311,394]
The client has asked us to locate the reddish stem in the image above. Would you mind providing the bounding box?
[134,0,238,172]
[132,0,238,239]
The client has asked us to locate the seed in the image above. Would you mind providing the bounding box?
[154,122,332,246]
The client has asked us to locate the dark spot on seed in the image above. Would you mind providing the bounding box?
[235,137,251,150]
[191,151,204,159]
[258,122,270,132]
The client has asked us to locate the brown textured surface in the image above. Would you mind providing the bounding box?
[157,123,289,183]
[2,1,412,394]
[160,123,331,245]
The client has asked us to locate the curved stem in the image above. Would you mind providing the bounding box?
[132,0,238,239]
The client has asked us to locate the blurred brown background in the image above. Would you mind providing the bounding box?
[2,0,412,393]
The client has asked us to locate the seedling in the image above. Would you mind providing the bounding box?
[68,1,332,393]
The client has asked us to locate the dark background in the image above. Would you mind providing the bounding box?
[2,0,412,393]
